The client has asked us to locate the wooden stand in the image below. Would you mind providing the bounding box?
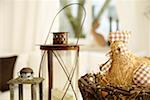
[40,44,79,100]
[8,77,44,100]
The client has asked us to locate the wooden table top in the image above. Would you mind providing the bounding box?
[40,44,80,50]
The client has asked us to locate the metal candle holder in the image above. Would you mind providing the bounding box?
[53,32,68,45]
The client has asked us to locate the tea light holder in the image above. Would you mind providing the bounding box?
[53,32,68,45]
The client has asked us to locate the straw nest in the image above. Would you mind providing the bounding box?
[103,41,150,86]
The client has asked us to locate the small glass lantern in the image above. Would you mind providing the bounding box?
[53,32,68,44]
[8,68,44,100]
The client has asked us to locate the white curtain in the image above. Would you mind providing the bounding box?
[0,0,59,54]
[0,0,59,100]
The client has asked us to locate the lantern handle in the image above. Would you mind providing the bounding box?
[44,3,86,45]
[39,3,86,76]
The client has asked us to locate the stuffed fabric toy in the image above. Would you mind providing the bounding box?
[100,31,150,86]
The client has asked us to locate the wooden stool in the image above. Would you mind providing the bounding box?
[8,77,44,100]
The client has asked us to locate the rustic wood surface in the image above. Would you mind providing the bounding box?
[19,84,23,100]
[9,84,14,100]
[31,84,36,100]
[8,77,44,84]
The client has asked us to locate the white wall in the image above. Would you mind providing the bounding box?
[116,0,150,55]
[149,19,150,55]
[148,7,150,55]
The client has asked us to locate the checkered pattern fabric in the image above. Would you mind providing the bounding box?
[115,44,128,55]
[133,64,150,86]
[109,31,131,43]
[106,50,112,57]
[100,59,112,74]
[106,44,128,56]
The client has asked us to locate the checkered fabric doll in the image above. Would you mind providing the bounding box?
[100,31,150,86]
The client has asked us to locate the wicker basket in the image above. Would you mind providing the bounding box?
[78,73,150,100]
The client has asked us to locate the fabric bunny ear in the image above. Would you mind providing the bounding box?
[109,30,131,43]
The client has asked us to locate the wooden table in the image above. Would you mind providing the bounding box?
[40,44,79,100]
[8,77,44,100]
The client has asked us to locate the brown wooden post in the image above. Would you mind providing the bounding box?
[31,84,36,100]
[39,82,43,100]
[9,84,14,100]
[47,51,53,100]
[19,84,23,100]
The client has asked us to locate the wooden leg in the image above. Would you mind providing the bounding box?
[39,82,43,100]
[31,84,36,100]
[19,84,23,100]
[9,84,14,100]
[48,51,53,100]
[76,48,79,99]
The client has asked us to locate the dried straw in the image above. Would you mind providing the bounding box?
[104,41,150,86]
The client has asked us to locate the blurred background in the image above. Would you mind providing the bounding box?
[0,0,150,54]
[0,0,150,99]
